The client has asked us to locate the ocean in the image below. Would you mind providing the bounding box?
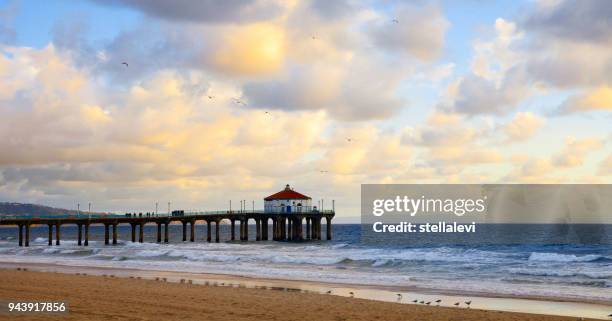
[0,224,610,303]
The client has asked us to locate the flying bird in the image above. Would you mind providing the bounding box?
[391,19,399,23]
[319,170,329,173]
[121,62,128,67]
[232,98,247,106]
[346,138,352,142]
[311,35,317,40]
[208,95,215,99]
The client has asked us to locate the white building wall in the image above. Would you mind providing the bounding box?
[264,199,313,213]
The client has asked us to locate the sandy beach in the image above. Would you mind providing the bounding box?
[0,269,600,321]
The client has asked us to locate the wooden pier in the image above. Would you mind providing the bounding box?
[0,211,335,247]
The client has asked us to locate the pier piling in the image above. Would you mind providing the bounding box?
[48,224,53,246]
[262,218,268,240]
[25,224,30,247]
[78,224,82,246]
[190,221,195,242]
[56,223,60,245]
[239,220,245,241]
[131,223,136,243]
[18,225,23,246]
[104,224,110,245]
[84,224,89,246]
[244,219,249,240]
[157,223,162,243]
[164,222,169,243]
[281,218,286,240]
[207,221,212,242]
[215,221,220,243]
[139,223,144,243]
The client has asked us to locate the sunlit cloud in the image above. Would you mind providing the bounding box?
[0,0,610,213]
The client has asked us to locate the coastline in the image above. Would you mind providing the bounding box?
[0,269,603,321]
[0,262,610,320]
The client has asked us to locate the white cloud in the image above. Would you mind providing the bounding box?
[503,112,546,142]
[552,137,603,168]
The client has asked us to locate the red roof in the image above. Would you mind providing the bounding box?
[265,185,311,201]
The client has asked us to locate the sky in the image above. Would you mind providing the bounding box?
[0,0,611,216]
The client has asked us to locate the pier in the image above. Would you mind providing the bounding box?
[0,210,335,247]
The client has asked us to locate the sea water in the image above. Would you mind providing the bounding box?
[0,224,610,304]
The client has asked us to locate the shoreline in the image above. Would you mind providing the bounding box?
[1,261,610,320]
[0,269,604,321]
[1,255,610,306]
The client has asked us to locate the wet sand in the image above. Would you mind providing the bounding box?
[0,269,602,321]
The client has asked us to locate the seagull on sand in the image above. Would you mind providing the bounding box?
[326,290,332,294]
[349,291,354,297]
[396,293,402,301]
[419,301,425,304]
[454,302,460,306]
[412,299,418,303]
[465,301,472,308]
[426,302,431,305]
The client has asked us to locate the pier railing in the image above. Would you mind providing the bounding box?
[0,209,335,220]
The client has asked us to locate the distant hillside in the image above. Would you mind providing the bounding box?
[0,202,105,217]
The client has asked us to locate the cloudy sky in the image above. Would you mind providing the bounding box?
[0,0,610,215]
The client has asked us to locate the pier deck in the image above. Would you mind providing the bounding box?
[0,210,335,246]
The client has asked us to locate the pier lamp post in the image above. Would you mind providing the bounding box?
[155,202,158,216]
[77,203,80,217]
[252,200,254,212]
[229,200,232,213]
[168,202,171,215]
[88,203,91,220]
